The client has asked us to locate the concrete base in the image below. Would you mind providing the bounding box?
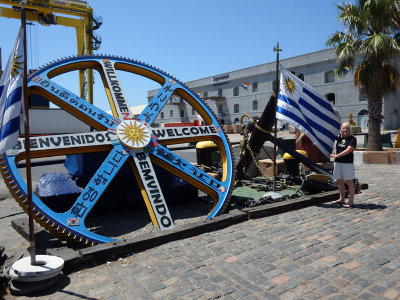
[9,275,60,296]
[258,159,285,177]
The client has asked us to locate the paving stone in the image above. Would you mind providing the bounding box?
[147,282,166,293]
[376,278,396,288]
[380,267,396,275]
[319,285,338,295]
[260,263,276,273]
[328,295,349,300]
[353,278,373,289]
[281,263,300,273]
[357,292,377,300]
[368,284,387,295]
[233,289,252,298]
[272,284,289,295]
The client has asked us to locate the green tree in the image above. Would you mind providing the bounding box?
[327,0,400,150]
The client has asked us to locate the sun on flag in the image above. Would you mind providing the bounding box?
[0,26,25,154]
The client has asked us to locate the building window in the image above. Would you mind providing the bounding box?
[218,88,223,97]
[161,112,164,119]
[324,70,335,83]
[359,88,367,101]
[234,104,239,113]
[252,100,258,111]
[252,82,258,92]
[180,110,184,117]
[192,107,195,115]
[203,92,208,99]
[233,86,239,96]
[170,110,173,117]
[325,93,336,105]
[298,73,304,81]
[217,104,223,114]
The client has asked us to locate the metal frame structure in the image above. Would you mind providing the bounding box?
[0,0,101,103]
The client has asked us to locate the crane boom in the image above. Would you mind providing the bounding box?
[0,0,102,103]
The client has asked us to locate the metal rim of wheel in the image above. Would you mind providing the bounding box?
[0,55,235,246]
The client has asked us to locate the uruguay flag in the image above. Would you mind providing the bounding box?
[0,27,24,154]
[277,65,341,158]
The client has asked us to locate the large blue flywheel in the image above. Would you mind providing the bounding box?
[0,55,235,246]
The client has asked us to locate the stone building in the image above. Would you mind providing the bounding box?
[148,48,400,130]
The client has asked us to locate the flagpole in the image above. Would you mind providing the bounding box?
[273,42,282,192]
[21,5,37,265]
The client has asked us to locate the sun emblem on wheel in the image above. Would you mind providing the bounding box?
[117,120,151,149]
[284,76,297,95]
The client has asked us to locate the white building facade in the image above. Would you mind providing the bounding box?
[148,49,400,130]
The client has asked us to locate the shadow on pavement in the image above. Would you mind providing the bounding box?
[317,203,387,210]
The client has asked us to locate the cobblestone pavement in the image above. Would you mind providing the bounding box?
[2,163,400,299]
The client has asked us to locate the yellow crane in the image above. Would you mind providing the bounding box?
[0,0,102,104]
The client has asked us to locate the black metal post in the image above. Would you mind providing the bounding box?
[21,7,36,265]
[273,42,282,192]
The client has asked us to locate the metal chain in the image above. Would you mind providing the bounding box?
[246,143,267,177]
[239,114,270,178]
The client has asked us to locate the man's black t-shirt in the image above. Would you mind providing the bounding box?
[335,135,357,163]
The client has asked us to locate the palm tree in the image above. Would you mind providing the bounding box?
[327,0,400,151]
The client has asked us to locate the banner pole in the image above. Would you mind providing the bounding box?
[273,42,282,192]
[21,6,36,265]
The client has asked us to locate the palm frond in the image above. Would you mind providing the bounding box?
[362,33,400,59]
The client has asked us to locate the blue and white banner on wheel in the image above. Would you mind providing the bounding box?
[277,65,341,158]
[0,26,25,155]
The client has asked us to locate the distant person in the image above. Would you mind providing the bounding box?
[330,122,357,208]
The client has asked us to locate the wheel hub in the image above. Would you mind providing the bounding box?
[117,120,151,149]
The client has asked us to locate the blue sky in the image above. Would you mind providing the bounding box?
[0,0,348,112]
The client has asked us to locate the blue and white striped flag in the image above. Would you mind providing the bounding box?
[0,27,25,154]
[277,65,341,158]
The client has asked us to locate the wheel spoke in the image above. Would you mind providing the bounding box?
[151,144,227,196]
[151,125,219,143]
[29,76,118,130]
[138,81,177,125]
[12,131,114,156]
[60,145,129,223]
[99,59,135,120]
[131,150,175,231]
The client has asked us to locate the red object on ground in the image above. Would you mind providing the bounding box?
[295,132,329,163]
